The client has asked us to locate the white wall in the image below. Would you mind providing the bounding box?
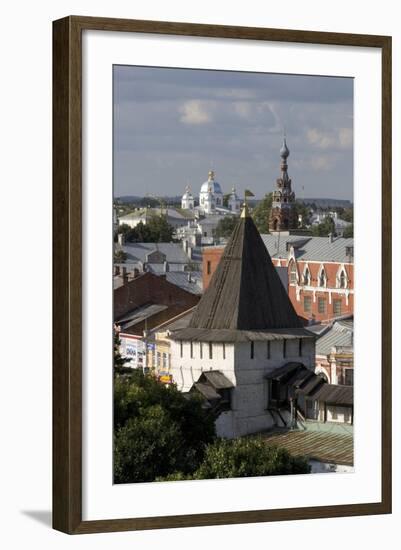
[1,1,400,549]
[171,337,315,437]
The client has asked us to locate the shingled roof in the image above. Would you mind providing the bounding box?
[190,208,303,331]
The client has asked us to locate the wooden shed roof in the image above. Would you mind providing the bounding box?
[189,212,303,331]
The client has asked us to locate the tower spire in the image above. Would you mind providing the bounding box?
[268,137,296,233]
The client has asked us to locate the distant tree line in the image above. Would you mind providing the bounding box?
[116,215,175,243]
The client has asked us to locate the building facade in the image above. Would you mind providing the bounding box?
[203,234,354,323]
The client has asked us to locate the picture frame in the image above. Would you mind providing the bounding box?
[52,15,392,534]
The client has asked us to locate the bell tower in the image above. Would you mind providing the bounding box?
[268,138,296,232]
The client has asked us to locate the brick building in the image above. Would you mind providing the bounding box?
[114,271,200,370]
[203,234,354,323]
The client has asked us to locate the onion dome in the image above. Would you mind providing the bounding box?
[200,170,223,194]
[280,138,290,159]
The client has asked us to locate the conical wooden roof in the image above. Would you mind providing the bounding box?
[190,210,302,331]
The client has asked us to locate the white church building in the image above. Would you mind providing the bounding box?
[181,170,241,216]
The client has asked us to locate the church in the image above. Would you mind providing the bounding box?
[169,204,317,438]
[181,170,241,216]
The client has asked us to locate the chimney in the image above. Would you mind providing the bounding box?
[328,233,333,244]
[187,272,192,283]
[118,233,125,246]
[163,261,169,272]
[122,266,128,284]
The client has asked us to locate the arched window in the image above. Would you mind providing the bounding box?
[318,265,327,288]
[289,261,297,285]
[336,266,348,289]
[303,266,311,286]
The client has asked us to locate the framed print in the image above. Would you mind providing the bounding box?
[53,16,392,534]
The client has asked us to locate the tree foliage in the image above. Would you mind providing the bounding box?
[342,224,354,238]
[311,215,336,237]
[123,216,175,243]
[114,371,216,483]
[252,193,272,233]
[158,437,310,481]
[213,216,237,239]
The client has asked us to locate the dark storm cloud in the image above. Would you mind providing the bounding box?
[113,65,353,200]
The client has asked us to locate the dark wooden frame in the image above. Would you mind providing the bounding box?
[53,15,392,534]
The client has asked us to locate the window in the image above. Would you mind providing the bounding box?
[289,261,297,284]
[339,269,346,288]
[180,341,183,358]
[207,261,211,275]
[304,295,312,313]
[344,369,354,386]
[318,266,327,287]
[152,352,156,368]
[283,340,287,358]
[330,407,338,420]
[303,267,311,286]
[250,341,254,359]
[222,342,226,360]
[318,297,326,314]
[267,340,271,359]
[209,342,213,359]
[190,342,193,359]
[333,299,342,316]
[157,352,161,367]
[162,353,167,368]
[200,342,203,359]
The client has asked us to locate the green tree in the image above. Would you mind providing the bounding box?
[125,217,174,243]
[114,371,216,483]
[340,207,353,223]
[293,202,311,228]
[311,215,336,237]
[213,216,237,239]
[343,224,354,238]
[252,193,272,233]
[113,327,131,371]
[114,249,127,263]
[158,437,310,481]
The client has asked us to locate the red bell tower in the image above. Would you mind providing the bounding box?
[268,138,297,232]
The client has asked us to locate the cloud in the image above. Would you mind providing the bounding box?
[179,100,213,125]
[306,127,353,150]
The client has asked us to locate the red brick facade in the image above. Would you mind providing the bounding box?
[202,247,354,323]
[114,272,200,333]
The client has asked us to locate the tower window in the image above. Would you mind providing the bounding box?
[340,270,346,288]
[207,261,211,275]
[209,342,213,360]
[250,341,254,359]
[267,340,271,359]
[200,342,203,359]
[190,341,193,359]
[180,341,183,358]
[223,342,226,360]
[318,298,326,314]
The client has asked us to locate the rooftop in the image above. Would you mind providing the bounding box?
[316,319,354,356]
[261,430,353,466]
[189,211,302,331]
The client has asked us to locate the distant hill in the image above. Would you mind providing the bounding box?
[297,198,353,208]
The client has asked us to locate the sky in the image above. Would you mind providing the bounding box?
[113,65,353,201]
